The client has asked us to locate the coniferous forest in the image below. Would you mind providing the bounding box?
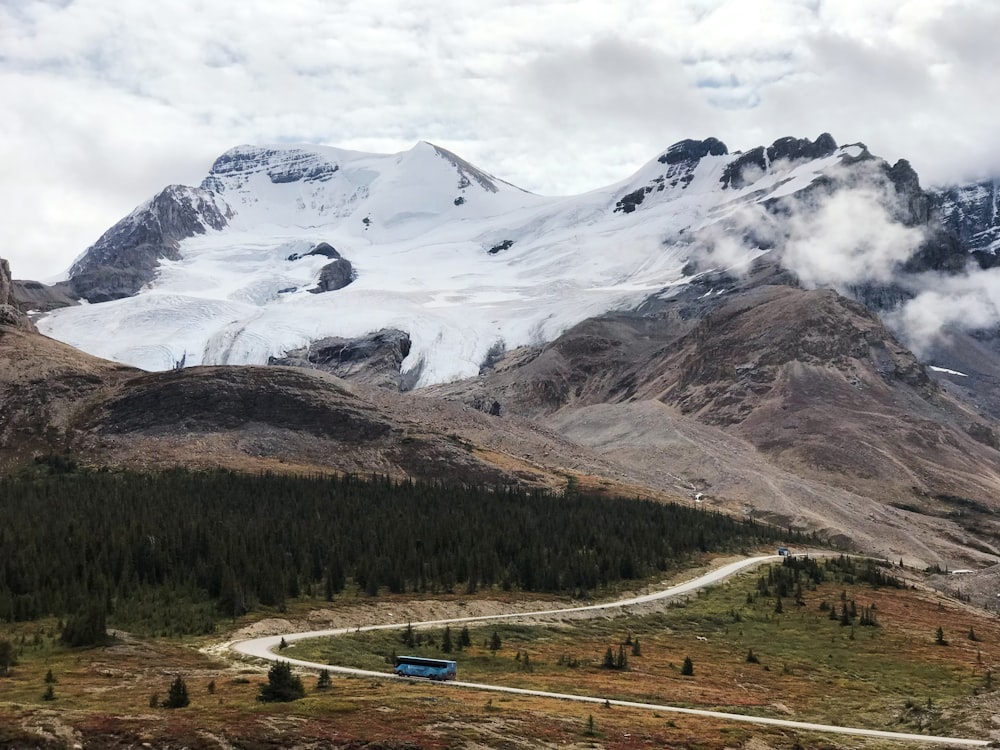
[0,465,803,635]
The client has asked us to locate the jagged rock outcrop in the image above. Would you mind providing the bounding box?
[658,137,728,165]
[767,133,838,163]
[269,329,412,390]
[69,185,231,302]
[0,258,13,307]
[722,134,839,190]
[720,147,768,190]
[886,159,931,226]
[0,259,33,330]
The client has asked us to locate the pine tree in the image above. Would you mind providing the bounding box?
[0,641,17,677]
[490,631,502,654]
[616,645,628,670]
[681,656,694,676]
[935,626,948,646]
[259,661,305,702]
[746,648,759,664]
[602,646,615,669]
[631,637,641,657]
[60,602,108,647]
[316,669,331,690]
[42,685,55,701]
[325,559,345,600]
[165,675,190,709]
[44,669,56,684]
[459,626,472,648]
[839,604,851,626]
[441,626,453,653]
[969,627,979,642]
[402,622,415,648]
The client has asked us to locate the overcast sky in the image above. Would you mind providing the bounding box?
[2,0,998,280]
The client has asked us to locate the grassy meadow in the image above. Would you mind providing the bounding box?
[4,556,997,749]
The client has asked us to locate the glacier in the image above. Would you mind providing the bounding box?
[38,137,876,387]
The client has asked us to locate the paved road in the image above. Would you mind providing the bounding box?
[228,554,990,747]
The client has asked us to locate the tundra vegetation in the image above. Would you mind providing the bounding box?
[1,554,997,748]
[2,468,996,748]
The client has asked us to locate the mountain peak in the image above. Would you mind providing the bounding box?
[36,134,994,389]
[658,137,729,165]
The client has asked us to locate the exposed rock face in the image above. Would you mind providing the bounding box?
[269,329,412,390]
[658,137,728,165]
[89,366,393,442]
[766,133,837,163]
[0,259,33,330]
[720,146,768,189]
[311,258,355,293]
[430,143,503,193]
[202,146,340,189]
[930,179,1000,268]
[69,185,231,302]
[722,134,839,189]
[12,279,77,313]
[0,259,13,307]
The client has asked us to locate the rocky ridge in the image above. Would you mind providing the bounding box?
[68,185,232,302]
[0,259,33,329]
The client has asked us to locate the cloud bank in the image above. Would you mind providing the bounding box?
[1,0,998,286]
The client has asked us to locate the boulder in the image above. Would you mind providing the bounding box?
[310,258,355,293]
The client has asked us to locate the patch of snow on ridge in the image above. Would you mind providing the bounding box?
[928,365,968,377]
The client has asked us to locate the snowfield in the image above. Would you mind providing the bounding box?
[39,140,866,387]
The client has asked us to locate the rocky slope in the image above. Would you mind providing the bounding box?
[426,257,1000,563]
[68,185,232,302]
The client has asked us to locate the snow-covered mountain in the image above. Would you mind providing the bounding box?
[38,135,961,387]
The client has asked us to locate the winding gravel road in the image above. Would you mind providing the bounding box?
[228,554,989,747]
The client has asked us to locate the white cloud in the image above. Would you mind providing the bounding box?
[1,0,998,279]
[885,269,1000,357]
[780,187,926,289]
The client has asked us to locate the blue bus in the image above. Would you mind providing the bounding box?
[393,656,457,681]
